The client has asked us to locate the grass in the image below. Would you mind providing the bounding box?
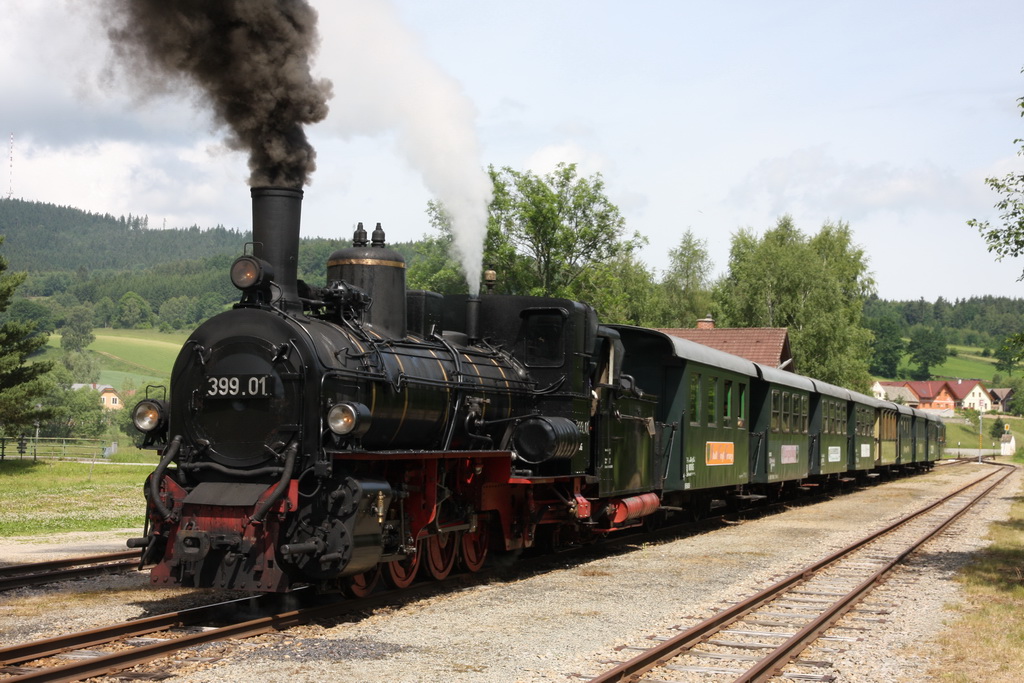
[886,344,1000,383]
[39,328,187,391]
[90,330,185,376]
[0,459,150,536]
[930,452,1024,681]
[945,414,1024,454]
[932,349,997,382]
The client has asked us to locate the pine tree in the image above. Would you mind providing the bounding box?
[0,235,52,433]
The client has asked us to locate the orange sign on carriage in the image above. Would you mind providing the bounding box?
[705,441,735,466]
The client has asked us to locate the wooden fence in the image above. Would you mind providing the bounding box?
[0,437,117,461]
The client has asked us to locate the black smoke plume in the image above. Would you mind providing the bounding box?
[100,0,332,187]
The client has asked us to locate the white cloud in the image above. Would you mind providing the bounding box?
[524,142,609,177]
[729,146,978,220]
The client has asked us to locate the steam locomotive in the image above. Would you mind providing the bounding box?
[129,187,944,594]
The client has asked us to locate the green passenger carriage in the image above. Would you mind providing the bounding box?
[612,328,757,499]
[749,365,814,485]
[848,393,883,473]
[897,404,914,465]
[876,402,899,466]
[809,380,851,477]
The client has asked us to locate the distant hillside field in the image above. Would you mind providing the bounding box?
[91,329,188,375]
[931,346,998,382]
[44,329,187,390]
[878,345,1001,384]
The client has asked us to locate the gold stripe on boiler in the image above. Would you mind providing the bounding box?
[328,258,407,269]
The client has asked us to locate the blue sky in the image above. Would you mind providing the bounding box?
[2,0,1023,302]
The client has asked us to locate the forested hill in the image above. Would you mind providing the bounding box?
[0,198,249,271]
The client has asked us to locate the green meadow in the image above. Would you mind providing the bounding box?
[884,344,1002,384]
[0,459,150,536]
[43,328,188,390]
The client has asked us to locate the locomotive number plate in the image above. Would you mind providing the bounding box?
[205,374,271,399]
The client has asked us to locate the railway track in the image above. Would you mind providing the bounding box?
[0,551,141,592]
[587,461,1014,682]
[0,582,431,682]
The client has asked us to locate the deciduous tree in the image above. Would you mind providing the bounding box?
[714,216,874,391]
[865,308,905,377]
[116,291,154,329]
[969,74,1024,278]
[487,163,640,297]
[660,230,714,327]
[60,304,95,353]
[906,324,949,380]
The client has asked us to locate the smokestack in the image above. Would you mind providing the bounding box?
[466,295,481,344]
[251,187,303,312]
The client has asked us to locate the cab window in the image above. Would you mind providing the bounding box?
[521,310,565,367]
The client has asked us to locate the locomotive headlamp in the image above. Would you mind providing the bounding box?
[230,255,273,291]
[132,399,167,433]
[327,402,371,437]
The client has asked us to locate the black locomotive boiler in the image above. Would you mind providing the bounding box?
[130,187,660,592]
[131,187,943,594]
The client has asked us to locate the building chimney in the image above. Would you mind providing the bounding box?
[697,315,715,330]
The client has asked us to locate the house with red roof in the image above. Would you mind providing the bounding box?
[948,379,991,412]
[876,380,956,412]
[658,316,796,371]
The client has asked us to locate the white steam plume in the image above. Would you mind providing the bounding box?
[322,0,492,294]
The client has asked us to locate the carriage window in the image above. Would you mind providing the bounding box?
[706,376,717,426]
[771,390,781,432]
[782,392,791,433]
[689,373,700,425]
[738,383,747,427]
[521,311,566,367]
[723,380,733,426]
[803,396,810,434]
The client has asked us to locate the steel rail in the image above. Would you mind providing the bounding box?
[0,560,139,592]
[3,598,346,683]
[589,464,1011,683]
[0,551,139,578]
[0,593,267,666]
[737,463,1014,682]
[0,551,142,592]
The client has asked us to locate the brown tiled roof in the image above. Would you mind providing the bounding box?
[881,380,950,401]
[658,328,794,370]
[990,387,1014,402]
[947,379,986,401]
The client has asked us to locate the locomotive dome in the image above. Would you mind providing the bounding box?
[327,223,407,339]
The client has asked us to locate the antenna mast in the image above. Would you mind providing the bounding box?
[5,133,12,200]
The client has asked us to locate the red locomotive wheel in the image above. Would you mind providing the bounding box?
[425,532,458,580]
[460,525,489,572]
[384,544,422,589]
[343,565,382,598]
